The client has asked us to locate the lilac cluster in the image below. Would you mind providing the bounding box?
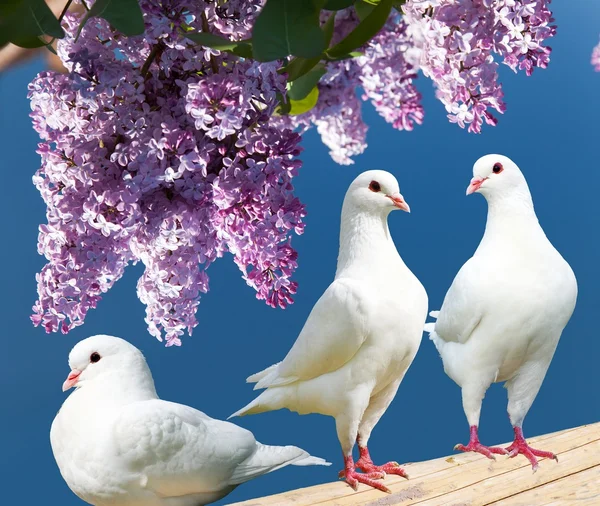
[592,39,600,71]
[29,0,305,346]
[403,0,556,133]
[275,10,423,165]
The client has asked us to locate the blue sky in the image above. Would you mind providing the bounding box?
[1,2,599,504]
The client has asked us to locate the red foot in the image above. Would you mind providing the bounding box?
[454,425,508,460]
[356,445,409,479]
[506,427,558,471]
[339,455,391,493]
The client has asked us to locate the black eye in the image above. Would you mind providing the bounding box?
[90,352,101,363]
[493,162,503,174]
[369,180,381,192]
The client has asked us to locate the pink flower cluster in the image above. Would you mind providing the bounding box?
[29,0,305,346]
[276,10,423,165]
[403,0,556,133]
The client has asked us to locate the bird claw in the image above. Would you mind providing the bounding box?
[505,441,558,470]
[340,468,391,494]
[454,442,508,460]
[356,458,409,479]
[505,427,558,471]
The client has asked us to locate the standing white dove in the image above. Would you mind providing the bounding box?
[230,170,428,492]
[426,154,577,470]
[50,335,330,506]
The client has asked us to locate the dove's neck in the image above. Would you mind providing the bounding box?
[480,187,546,246]
[74,360,158,410]
[336,206,403,278]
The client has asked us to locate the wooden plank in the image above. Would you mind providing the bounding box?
[416,438,600,505]
[489,465,600,506]
[227,423,599,506]
[319,423,600,506]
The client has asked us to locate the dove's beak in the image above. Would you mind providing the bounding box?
[466,176,487,195]
[62,369,82,392]
[387,193,410,213]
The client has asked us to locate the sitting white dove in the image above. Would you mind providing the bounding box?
[50,335,330,506]
[230,170,428,492]
[426,154,577,471]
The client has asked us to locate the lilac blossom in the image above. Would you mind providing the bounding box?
[403,0,556,133]
[29,0,305,346]
[275,11,423,165]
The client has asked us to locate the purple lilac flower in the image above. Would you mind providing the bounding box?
[29,0,305,346]
[274,10,423,165]
[403,0,556,133]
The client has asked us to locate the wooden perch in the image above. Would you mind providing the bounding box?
[227,422,600,505]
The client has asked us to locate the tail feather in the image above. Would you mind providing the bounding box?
[229,388,286,419]
[246,362,280,384]
[229,443,330,485]
[424,309,439,338]
[425,310,464,385]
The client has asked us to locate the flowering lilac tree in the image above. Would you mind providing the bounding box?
[11,0,557,345]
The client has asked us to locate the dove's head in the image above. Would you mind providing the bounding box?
[62,335,152,392]
[467,154,528,198]
[344,170,409,214]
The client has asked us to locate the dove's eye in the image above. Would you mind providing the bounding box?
[493,163,503,174]
[369,181,381,192]
[90,352,101,363]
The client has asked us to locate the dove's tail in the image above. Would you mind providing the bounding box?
[425,310,464,385]
[424,310,445,353]
[229,387,288,419]
[246,362,281,384]
[229,443,330,485]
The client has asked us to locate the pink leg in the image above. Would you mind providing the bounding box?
[505,426,558,471]
[338,455,391,493]
[355,445,409,479]
[454,425,508,459]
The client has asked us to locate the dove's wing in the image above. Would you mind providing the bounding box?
[112,399,258,496]
[256,278,370,388]
[434,258,485,344]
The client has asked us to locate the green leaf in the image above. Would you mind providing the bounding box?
[77,0,145,40]
[280,56,321,82]
[322,11,336,47]
[354,0,376,20]
[326,0,392,59]
[274,91,292,115]
[289,86,319,115]
[287,64,326,100]
[280,13,336,83]
[0,0,64,48]
[186,32,253,59]
[323,0,355,9]
[252,0,326,62]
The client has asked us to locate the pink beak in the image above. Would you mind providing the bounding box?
[62,369,82,392]
[466,176,488,195]
[387,193,410,213]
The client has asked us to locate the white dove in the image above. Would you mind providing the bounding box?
[230,170,428,492]
[50,335,330,506]
[426,154,577,470]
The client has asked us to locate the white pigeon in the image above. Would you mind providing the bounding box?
[230,170,428,493]
[50,335,330,506]
[426,154,577,470]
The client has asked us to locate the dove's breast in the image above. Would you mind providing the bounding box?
[51,392,161,506]
[350,264,428,390]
